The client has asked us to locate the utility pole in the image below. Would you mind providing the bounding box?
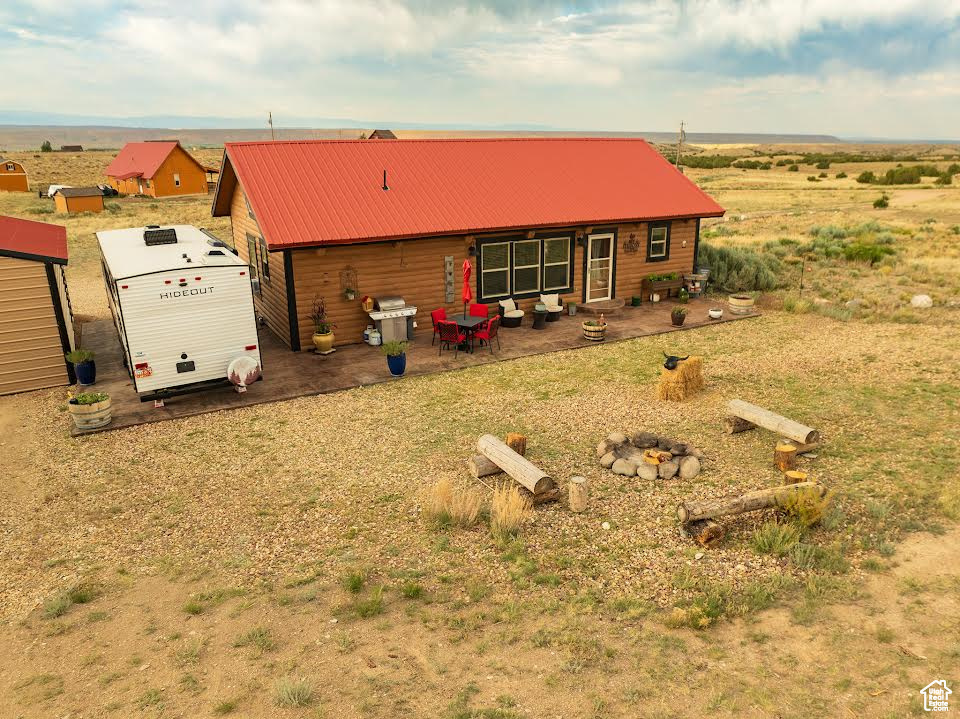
[675,121,685,168]
[268,111,275,141]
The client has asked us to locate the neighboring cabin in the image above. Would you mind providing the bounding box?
[367,129,397,139]
[0,215,76,395]
[54,187,104,214]
[105,141,208,197]
[60,145,84,152]
[0,159,29,192]
[211,137,724,351]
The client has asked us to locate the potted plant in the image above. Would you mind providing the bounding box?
[381,340,408,377]
[582,314,607,341]
[728,293,756,315]
[67,391,112,430]
[344,287,357,301]
[567,301,577,316]
[671,306,687,326]
[678,287,690,304]
[65,349,96,385]
[310,296,336,353]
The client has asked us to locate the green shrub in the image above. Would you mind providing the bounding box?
[751,521,802,556]
[873,195,889,209]
[835,171,847,178]
[815,160,830,169]
[856,171,876,183]
[807,175,819,182]
[935,173,952,185]
[732,159,772,170]
[41,140,53,152]
[697,243,783,293]
[843,242,895,264]
[787,164,799,172]
[680,155,735,169]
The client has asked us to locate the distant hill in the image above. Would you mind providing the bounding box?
[0,123,843,151]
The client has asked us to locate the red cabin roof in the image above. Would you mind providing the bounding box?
[105,141,181,180]
[213,137,725,250]
[0,215,68,264]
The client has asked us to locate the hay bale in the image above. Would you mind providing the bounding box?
[657,356,704,402]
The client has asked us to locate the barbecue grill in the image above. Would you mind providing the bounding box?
[367,295,417,343]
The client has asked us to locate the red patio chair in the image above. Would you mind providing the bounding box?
[430,308,447,345]
[469,303,490,319]
[472,316,500,353]
[437,320,467,358]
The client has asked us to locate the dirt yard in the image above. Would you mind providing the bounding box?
[0,145,958,718]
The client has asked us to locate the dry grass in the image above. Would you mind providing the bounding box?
[489,485,532,540]
[424,478,483,528]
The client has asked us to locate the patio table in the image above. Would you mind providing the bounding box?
[450,314,486,352]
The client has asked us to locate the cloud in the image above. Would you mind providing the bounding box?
[0,0,957,137]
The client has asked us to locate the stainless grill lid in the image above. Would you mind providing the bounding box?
[374,296,405,311]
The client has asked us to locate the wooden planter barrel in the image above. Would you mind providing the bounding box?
[728,294,756,315]
[582,322,607,341]
[68,398,112,430]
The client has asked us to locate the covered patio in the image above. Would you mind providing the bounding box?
[73,299,757,435]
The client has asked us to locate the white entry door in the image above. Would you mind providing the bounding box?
[586,233,614,302]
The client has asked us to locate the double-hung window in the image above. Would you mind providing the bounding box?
[478,235,573,300]
[647,222,671,262]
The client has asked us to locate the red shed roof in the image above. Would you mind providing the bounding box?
[0,215,68,264]
[212,138,724,250]
[105,141,192,180]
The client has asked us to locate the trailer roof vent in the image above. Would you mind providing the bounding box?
[144,228,178,246]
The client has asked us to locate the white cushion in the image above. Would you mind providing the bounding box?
[540,294,562,311]
[504,310,524,318]
[499,299,517,312]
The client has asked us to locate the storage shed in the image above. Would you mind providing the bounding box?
[0,215,75,394]
[54,187,104,214]
[105,141,208,197]
[0,159,29,192]
[211,138,725,351]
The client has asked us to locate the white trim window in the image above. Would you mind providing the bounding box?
[648,225,669,260]
[542,237,570,291]
[512,239,540,294]
[481,241,510,298]
[173,172,181,187]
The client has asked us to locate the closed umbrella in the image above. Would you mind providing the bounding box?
[462,258,472,317]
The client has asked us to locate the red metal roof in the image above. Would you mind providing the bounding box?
[0,215,68,264]
[105,141,179,180]
[215,138,725,250]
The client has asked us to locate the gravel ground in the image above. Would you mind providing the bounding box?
[2,311,958,621]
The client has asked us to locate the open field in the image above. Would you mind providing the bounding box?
[0,144,958,717]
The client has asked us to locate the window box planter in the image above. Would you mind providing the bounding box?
[728,293,756,315]
[641,277,684,302]
[582,320,607,341]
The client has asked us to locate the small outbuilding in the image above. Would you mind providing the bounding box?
[61,145,84,152]
[0,215,76,394]
[105,140,208,197]
[367,129,397,139]
[54,187,104,214]
[0,159,29,192]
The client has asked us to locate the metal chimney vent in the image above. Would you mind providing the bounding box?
[144,228,178,246]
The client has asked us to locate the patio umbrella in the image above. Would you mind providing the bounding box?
[462,258,472,317]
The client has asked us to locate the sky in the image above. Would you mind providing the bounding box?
[1,0,959,138]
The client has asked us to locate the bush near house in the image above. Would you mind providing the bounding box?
[697,243,783,293]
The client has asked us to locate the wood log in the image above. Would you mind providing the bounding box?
[686,519,725,547]
[568,476,588,512]
[783,470,808,485]
[723,416,756,435]
[781,439,820,454]
[528,487,560,506]
[468,454,502,479]
[505,433,527,457]
[677,481,826,524]
[477,434,555,495]
[726,399,820,445]
[774,442,798,472]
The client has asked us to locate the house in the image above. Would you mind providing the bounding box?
[54,187,104,214]
[105,141,208,197]
[60,145,84,152]
[211,137,725,351]
[367,129,397,139]
[0,158,29,192]
[0,215,75,394]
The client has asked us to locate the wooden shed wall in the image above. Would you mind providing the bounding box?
[0,257,70,395]
[229,185,291,346]
[55,194,104,214]
[151,146,209,197]
[0,161,29,192]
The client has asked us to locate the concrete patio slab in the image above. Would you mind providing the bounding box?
[71,299,758,435]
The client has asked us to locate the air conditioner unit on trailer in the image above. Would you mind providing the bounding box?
[96,225,262,402]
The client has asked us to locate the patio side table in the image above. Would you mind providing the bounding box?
[532,309,548,330]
